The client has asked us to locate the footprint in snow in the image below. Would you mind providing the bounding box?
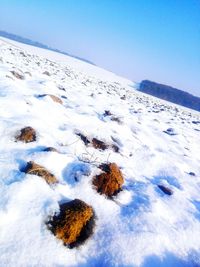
[62,161,91,186]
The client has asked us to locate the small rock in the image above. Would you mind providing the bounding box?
[163,128,177,136]
[15,126,36,143]
[110,116,122,124]
[47,199,95,248]
[111,144,120,153]
[76,132,90,145]
[192,121,200,125]
[24,161,58,184]
[58,85,66,91]
[158,184,173,195]
[10,70,25,80]
[43,71,51,76]
[93,163,124,197]
[43,147,58,152]
[103,110,112,116]
[19,51,26,57]
[92,138,108,150]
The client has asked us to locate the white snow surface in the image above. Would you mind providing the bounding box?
[0,37,200,267]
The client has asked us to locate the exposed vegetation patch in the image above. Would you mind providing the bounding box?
[15,126,36,143]
[23,161,58,184]
[93,163,124,197]
[76,132,119,152]
[47,199,95,248]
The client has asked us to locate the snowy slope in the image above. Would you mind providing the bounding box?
[0,37,200,267]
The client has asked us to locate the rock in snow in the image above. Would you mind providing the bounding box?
[24,161,58,184]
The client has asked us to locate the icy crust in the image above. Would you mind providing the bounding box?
[0,38,200,267]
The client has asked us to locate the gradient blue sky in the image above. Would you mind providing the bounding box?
[0,0,199,96]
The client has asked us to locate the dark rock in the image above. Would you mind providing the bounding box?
[158,185,173,195]
[120,95,126,100]
[111,144,120,153]
[58,86,66,91]
[163,128,177,136]
[43,71,51,76]
[15,126,36,143]
[104,110,112,116]
[91,138,108,150]
[110,116,122,124]
[192,121,200,125]
[43,147,58,152]
[76,132,90,146]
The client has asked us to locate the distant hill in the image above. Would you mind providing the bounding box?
[0,30,95,65]
[139,80,200,112]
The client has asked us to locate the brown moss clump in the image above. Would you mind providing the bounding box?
[48,199,95,248]
[93,163,124,197]
[91,138,108,150]
[24,161,58,184]
[15,126,36,143]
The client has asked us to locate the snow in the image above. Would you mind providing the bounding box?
[0,36,200,267]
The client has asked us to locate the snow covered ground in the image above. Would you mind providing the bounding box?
[0,37,200,267]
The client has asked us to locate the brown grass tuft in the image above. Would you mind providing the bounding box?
[93,163,124,197]
[48,199,95,248]
[15,126,36,143]
[24,161,58,184]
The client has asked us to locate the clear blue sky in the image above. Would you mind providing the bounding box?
[0,0,200,96]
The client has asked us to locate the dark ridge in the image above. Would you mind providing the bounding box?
[139,80,200,112]
[0,30,95,65]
